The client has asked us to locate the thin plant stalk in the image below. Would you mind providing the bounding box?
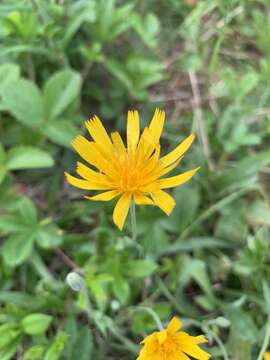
[130,200,137,241]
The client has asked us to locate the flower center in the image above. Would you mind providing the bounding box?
[118,153,141,192]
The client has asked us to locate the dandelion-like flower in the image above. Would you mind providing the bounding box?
[65,109,198,230]
[264,352,270,360]
[136,317,210,360]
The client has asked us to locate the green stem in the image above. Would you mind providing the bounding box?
[130,306,163,331]
[130,200,137,241]
[257,314,270,360]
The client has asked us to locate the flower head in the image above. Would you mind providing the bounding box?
[137,317,210,360]
[264,352,270,360]
[65,109,198,230]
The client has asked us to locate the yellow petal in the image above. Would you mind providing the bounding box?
[127,110,140,152]
[151,190,176,215]
[136,128,156,163]
[65,172,110,190]
[134,193,154,205]
[193,335,208,344]
[85,115,112,149]
[113,193,132,230]
[111,132,126,156]
[167,317,182,334]
[157,158,182,178]
[72,136,117,178]
[182,344,210,360]
[161,133,195,167]
[159,167,199,189]
[264,353,270,360]
[76,162,110,184]
[157,330,167,344]
[178,352,191,360]
[72,135,96,165]
[85,190,120,201]
[149,108,165,144]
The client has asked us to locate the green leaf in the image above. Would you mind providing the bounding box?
[36,224,63,248]
[43,70,81,120]
[22,313,52,335]
[2,79,44,128]
[6,146,54,170]
[23,345,45,360]
[163,237,231,254]
[0,337,21,360]
[263,280,270,313]
[0,215,28,234]
[132,13,160,48]
[17,197,38,225]
[112,276,130,304]
[126,259,157,278]
[3,232,36,266]
[0,324,21,350]
[104,59,133,90]
[71,327,93,360]
[0,143,7,183]
[44,331,67,360]
[179,258,215,300]
[0,63,20,95]
[43,120,78,147]
[164,186,199,232]
[226,307,258,343]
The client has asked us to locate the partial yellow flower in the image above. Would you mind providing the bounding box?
[264,352,270,360]
[137,317,210,360]
[65,109,198,230]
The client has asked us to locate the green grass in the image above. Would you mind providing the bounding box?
[0,0,270,359]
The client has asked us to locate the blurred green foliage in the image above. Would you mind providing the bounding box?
[0,0,270,359]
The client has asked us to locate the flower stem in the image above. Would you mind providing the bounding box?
[131,306,164,331]
[130,200,137,241]
[257,314,270,360]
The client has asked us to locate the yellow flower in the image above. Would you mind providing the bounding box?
[65,109,198,230]
[137,317,210,360]
[264,352,270,360]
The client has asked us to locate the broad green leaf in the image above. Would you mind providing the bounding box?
[0,337,21,360]
[104,59,133,90]
[43,70,81,120]
[247,201,270,226]
[0,63,20,95]
[0,168,7,185]
[0,324,21,350]
[132,13,160,48]
[112,276,130,304]
[3,232,36,266]
[2,79,44,128]
[226,307,258,343]
[86,273,110,310]
[179,258,215,300]
[44,331,67,360]
[24,345,45,360]
[0,215,28,234]
[164,186,199,232]
[163,237,231,254]
[214,150,270,193]
[17,197,38,225]
[71,327,93,360]
[126,259,157,278]
[6,146,54,170]
[22,313,52,335]
[43,120,78,147]
[36,224,63,248]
